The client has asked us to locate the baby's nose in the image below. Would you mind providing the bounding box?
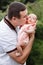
[31,18,35,22]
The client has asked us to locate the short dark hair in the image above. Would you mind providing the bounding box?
[8,2,26,19]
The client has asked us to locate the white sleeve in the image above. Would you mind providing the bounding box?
[0,32,17,53]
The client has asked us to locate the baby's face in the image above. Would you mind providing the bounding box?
[29,16,36,23]
[27,14,37,24]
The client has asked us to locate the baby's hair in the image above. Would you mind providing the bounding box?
[29,13,37,20]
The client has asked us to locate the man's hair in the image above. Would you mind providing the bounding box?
[8,2,26,19]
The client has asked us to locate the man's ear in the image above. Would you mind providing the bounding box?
[12,17,16,20]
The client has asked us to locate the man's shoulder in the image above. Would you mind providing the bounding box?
[0,19,17,37]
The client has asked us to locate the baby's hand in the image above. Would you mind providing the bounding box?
[21,24,32,32]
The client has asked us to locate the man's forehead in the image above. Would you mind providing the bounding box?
[20,9,28,17]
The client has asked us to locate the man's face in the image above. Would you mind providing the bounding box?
[17,9,28,26]
[10,9,28,27]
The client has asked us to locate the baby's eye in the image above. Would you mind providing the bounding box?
[33,17,36,20]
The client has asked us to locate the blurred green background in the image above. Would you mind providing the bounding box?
[0,0,43,65]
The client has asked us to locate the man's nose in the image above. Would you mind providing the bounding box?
[26,15,29,20]
[25,16,29,23]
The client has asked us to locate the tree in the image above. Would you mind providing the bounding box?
[20,0,36,4]
[0,0,14,12]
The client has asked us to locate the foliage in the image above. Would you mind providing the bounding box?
[26,0,43,21]
[0,0,14,12]
[12,0,36,4]
[0,11,6,20]
[35,21,43,40]
[27,39,43,65]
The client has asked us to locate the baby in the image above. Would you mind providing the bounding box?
[16,13,37,56]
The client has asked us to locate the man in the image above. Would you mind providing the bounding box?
[0,2,35,65]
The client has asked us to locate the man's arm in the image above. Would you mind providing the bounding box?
[8,33,35,64]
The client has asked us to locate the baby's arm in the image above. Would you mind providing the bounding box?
[16,32,27,56]
[16,24,33,57]
[16,28,29,56]
[16,40,28,57]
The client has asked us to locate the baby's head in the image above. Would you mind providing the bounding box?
[20,13,37,28]
[27,13,37,24]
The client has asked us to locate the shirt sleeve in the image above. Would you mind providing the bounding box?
[0,31,17,53]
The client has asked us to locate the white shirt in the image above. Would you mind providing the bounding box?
[0,19,26,65]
